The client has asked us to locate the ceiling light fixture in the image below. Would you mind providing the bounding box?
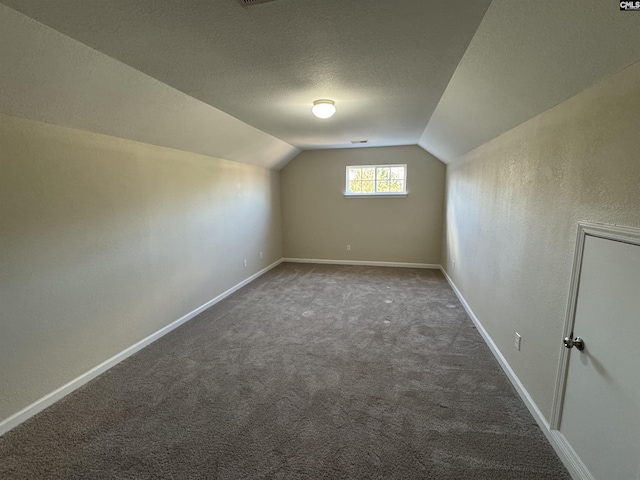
[312,99,336,119]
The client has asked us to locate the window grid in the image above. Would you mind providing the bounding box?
[346,164,407,196]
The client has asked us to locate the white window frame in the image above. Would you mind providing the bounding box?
[345,164,407,197]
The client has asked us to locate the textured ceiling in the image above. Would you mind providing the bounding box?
[1,0,639,168]
[0,4,299,170]
[0,0,491,151]
[419,0,640,162]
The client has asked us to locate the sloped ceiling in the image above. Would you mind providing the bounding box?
[0,4,299,170]
[420,0,640,162]
[1,0,639,168]
[0,0,490,153]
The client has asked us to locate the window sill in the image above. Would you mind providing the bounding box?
[344,194,408,198]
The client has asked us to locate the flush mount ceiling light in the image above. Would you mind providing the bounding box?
[312,99,336,119]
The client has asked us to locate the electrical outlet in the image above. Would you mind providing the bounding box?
[515,332,521,351]
[259,251,263,259]
[346,244,351,251]
[243,259,247,268]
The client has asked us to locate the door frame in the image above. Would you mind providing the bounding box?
[548,222,640,479]
[550,221,640,430]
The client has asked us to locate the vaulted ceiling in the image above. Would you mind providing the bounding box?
[1,0,639,169]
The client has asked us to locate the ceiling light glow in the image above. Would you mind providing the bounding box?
[312,99,336,119]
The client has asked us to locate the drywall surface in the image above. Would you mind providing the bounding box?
[0,4,299,170]
[0,113,282,423]
[1,0,491,150]
[281,146,445,264]
[443,62,640,420]
[419,0,640,162]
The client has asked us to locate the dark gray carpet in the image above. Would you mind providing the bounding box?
[0,263,570,479]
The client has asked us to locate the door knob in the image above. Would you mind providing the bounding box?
[563,336,585,351]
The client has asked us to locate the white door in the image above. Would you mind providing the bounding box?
[558,231,640,480]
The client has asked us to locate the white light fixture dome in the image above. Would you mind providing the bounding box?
[312,99,336,119]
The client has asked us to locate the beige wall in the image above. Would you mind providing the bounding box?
[281,146,445,264]
[0,113,282,423]
[443,62,640,420]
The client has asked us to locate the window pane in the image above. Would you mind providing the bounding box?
[345,164,406,196]
[349,180,362,193]
[362,181,375,193]
[390,167,405,180]
[377,181,389,192]
[390,179,404,192]
[362,168,375,180]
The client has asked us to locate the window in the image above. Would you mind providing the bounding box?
[345,164,407,196]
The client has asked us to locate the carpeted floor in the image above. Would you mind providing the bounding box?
[0,263,570,479]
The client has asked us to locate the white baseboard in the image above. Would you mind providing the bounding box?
[282,258,440,269]
[439,267,587,480]
[549,430,595,480]
[0,258,588,480]
[0,259,283,437]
